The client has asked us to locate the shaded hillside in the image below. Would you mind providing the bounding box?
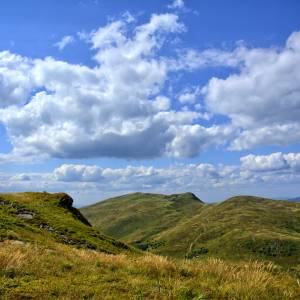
[0,192,131,254]
[81,192,204,250]
[81,194,300,265]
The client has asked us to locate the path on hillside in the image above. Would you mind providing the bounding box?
[186,218,208,257]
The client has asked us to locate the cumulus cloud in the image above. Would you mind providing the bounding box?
[10,162,237,198]
[54,164,103,182]
[241,152,300,172]
[178,86,200,104]
[203,31,300,150]
[0,10,300,162]
[0,51,34,107]
[152,96,170,111]
[241,152,288,172]
[54,35,75,50]
[1,151,300,204]
[166,124,234,157]
[50,152,300,197]
[230,124,300,150]
[0,12,231,161]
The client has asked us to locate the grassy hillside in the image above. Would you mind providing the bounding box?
[157,196,300,264]
[81,192,204,250]
[0,192,131,254]
[81,194,300,265]
[1,192,300,299]
[1,240,300,299]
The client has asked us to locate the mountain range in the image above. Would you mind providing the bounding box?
[287,197,300,202]
[81,192,300,266]
[1,191,300,299]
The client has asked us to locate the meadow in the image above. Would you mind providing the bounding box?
[1,192,300,299]
[1,240,300,299]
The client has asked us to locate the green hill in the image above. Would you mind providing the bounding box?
[1,192,300,299]
[81,193,300,265]
[80,192,204,251]
[0,192,131,254]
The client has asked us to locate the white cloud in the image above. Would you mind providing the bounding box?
[1,11,300,162]
[178,92,196,104]
[54,164,103,182]
[230,124,300,150]
[203,30,300,150]
[168,0,185,10]
[179,47,244,71]
[11,173,31,181]
[54,35,74,50]
[0,51,34,107]
[285,153,300,171]
[0,12,227,161]
[1,151,300,205]
[166,124,234,157]
[178,87,200,104]
[241,152,288,172]
[90,21,126,50]
[152,96,170,111]
[241,152,300,172]
[77,31,89,41]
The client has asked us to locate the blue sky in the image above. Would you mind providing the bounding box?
[0,0,300,206]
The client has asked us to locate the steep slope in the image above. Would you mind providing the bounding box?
[82,194,300,265]
[0,192,131,254]
[81,192,204,250]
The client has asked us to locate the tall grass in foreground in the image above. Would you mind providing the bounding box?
[0,240,299,299]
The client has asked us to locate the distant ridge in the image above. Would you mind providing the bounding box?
[287,197,300,202]
[81,193,300,266]
[81,192,204,247]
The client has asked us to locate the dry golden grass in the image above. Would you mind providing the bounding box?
[0,240,300,299]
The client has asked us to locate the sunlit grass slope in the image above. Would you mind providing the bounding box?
[0,192,131,254]
[81,192,204,249]
[1,192,300,299]
[81,194,300,265]
[1,240,299,299]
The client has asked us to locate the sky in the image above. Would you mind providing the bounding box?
[0,0,300,206]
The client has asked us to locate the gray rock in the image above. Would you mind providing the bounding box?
[18,213,34,219]
[40,223,54,232]
[11,240,26,246]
